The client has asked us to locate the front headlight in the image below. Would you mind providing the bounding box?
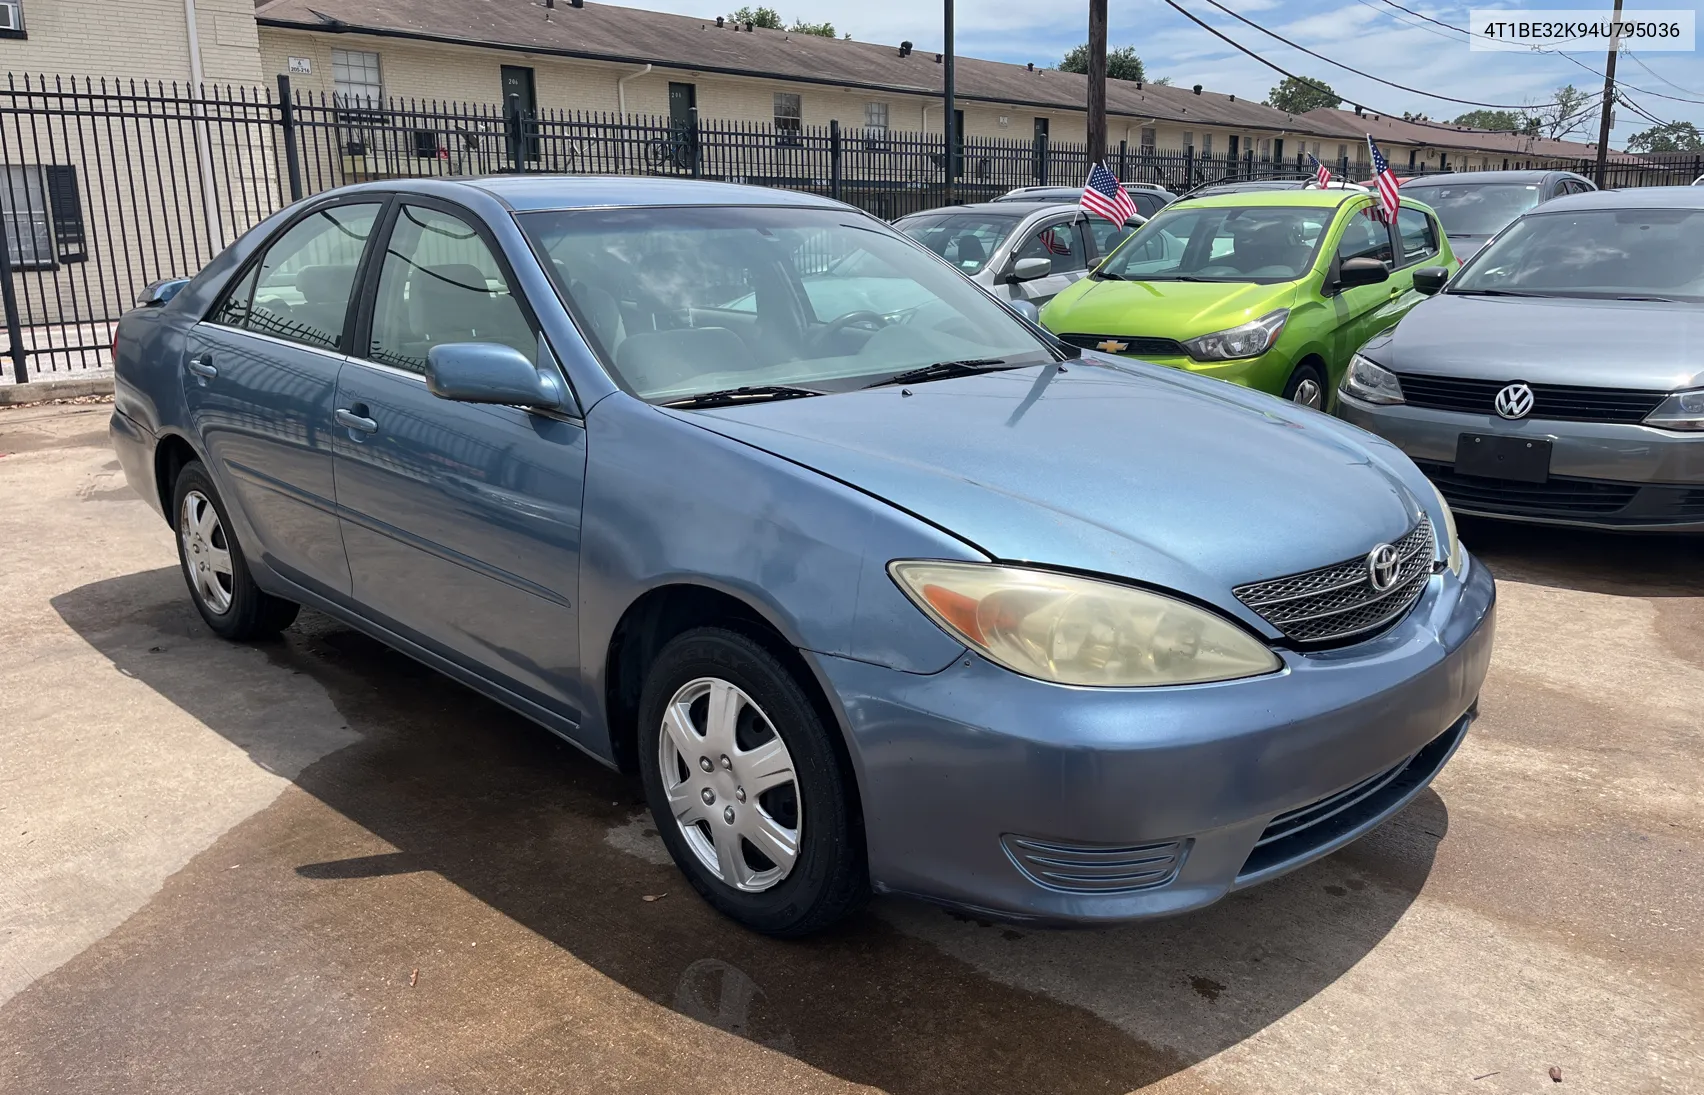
[1181,309,1289,362]
[1430,482,1465,575]
[1342,354,1406,405]
[1644,388,1704,431]
[889,561,1281,687]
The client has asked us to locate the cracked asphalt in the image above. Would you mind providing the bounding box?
[2,400,1700,1094]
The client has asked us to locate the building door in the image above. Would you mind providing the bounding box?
[500,65,539,161]
[668,81,698,169]
[1227,134,1240,159]
[1272,137,1285,163]
[1032,117,1049,182]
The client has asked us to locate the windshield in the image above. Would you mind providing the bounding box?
[1451,207,1704,302]
[1400,182,1541,236]
[521,206,1050,401]
[1097,204,1328,283]
[895,211,1023,274]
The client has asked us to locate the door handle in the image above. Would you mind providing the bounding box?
[335,408,378,434]
[187,354,217,379]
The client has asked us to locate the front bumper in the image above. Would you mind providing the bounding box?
[819,554,1495,924]
[1117,351,1292,396]
[1336,393,1704,530]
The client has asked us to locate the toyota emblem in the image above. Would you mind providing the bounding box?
[1366,544,1401,592]
[1494,382,1534,420]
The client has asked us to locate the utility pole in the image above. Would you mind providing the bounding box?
[943,0,957,203]
[1087,0,1108,168]
[1593,0,1623,187]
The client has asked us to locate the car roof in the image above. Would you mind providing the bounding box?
[1170,189,1369,209]
[1400,170,1572,186]
[896,201,1077,218]
[1530,186,1704,212]
[339,174,856,212]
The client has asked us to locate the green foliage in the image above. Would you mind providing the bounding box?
[729,6,784,29]
[1265,76,1341,114]
[1058,44,1147,83]
[1626,121,1703,153]
[790,18,836,36]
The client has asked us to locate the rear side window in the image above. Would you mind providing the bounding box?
[233,203,381,350]
[1336,206,1395,268]
[367,204,536,374]
[1395,206,1439,266]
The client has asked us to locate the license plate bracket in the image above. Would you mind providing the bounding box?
[1454,433,1552,483]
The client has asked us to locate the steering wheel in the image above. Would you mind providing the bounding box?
[812,309,889,349]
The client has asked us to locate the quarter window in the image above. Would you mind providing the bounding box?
[1394,206,1439,266]
[235,202,381,350]
[367,205,536,374]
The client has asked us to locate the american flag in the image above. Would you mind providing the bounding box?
[1080,163,1137,225]
[1367,135,1401,222]
[1309,152,1331,190]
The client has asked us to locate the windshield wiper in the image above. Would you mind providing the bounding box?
[1446,288,1550,298]
[865,358,1023,389]
[661,384,825,409]
[1615,295,1679,303]
[1092,270,1128,281]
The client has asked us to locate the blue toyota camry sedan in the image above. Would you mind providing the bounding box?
[110,177,1495,936]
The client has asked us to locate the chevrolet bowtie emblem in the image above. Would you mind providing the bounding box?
[1095,339,1129,352]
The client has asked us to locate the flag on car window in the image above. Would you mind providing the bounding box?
[1309,153,1331,190]
[1367,136,1401,222]
[1080,163,1137,225]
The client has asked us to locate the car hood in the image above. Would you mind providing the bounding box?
[1041,278,1298,340]
[685,361,1429,631]
[1370,293,1704,389]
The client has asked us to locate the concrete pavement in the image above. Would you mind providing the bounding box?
[1,401,1699,1094]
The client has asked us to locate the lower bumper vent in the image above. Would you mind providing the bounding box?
[1002,835,1187,894]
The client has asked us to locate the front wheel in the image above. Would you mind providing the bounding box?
[171,460,300,640]
[1282,361,1328,410]
[638,627,867,936]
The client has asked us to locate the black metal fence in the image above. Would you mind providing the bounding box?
[1,72,1694,384]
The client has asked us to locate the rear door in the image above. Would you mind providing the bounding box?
[181,198,385,598]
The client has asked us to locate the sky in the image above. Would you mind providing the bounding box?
[606,0,1704,148]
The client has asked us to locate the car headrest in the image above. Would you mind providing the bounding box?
[294,265,357,305]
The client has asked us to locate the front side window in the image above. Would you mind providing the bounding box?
[1451,207,1704,302]
[773,92,802,135]
[522,206,1049,401]
[1016,220,1086,273]
[331,49,383,109]
[1099,205,1327,283]
[1394,206,1439,266]
[238,202,381,350]
[1334,205,1395,268]
[865,101,888,131]
[896,211,1021,274]
[368,205,536,374]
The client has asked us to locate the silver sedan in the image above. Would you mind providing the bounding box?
[893,201,1143,308]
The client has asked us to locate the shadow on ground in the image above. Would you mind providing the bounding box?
[1460,516,1704,598]
[30,565,1452,1094]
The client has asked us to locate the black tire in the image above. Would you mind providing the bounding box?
[1282,361,1329,411]
[638,627,867,937]
[170,460,300,641]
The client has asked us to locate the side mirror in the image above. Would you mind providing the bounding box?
[137,277,191,307]
[1411,265,1449,295]
[425,342,565,409]
[1010,256,1052,282]
[1336,256,1390,291]
[1002,297,1041,324]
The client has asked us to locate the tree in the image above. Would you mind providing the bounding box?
[790,18,835,36]
[1150,76,1173,86]
[1528,84,1592,140]
[1058,44,1145,83]
[1626,121,1703,153]
[729,6,783,28]
[1265,76,1341,114]
[1452,109,1528,131]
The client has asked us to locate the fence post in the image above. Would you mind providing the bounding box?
[1184,144,1194,186]
[505,93,523,173]
[829,120,842,200]
[0,234,25,385]
[1036,132,1049,186]
[690,106,702,178]
[276,74,304,203]
[1118,139,1127,180]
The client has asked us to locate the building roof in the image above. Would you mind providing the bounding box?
[1299,108,1635,162]
[253,0,1322,135]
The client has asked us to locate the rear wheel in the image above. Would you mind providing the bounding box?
[638,627,867,936]
[171,461,300,640]
[1283,361,1328,410]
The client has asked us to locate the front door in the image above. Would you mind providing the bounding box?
[1325,202,1400,376]
[500,65,539,161]
[332,199,588,721]
[182,199,384,598]
[1005,215,1089,305]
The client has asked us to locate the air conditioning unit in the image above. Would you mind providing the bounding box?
[0,3,22,32]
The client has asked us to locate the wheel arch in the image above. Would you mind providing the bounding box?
[151,430,202,519]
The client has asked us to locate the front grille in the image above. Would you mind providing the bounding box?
[1001,835,1187,894]
[1417,461,1638,516]
[1059,333,1187,357]
[1395,373,1668,424]
[1237,714,1470,882]
[1233,517,1435,644]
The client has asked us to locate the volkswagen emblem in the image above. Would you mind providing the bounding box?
[1095,339,1129,353]
[1366,544,1401,592]
[1494,382,1534,420]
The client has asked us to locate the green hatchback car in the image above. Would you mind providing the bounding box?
[1039,190,1456,409]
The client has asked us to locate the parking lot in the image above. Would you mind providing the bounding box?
[1,399,1700,1094]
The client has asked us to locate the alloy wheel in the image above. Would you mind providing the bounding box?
[179,489,234,615]
[657,677,801,893]
[1291,377,1324,409]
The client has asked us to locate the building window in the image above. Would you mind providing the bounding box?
[1,165,84,269]
[865,101,888,131]
[1139,127,1156,150]
[1182,131,1194,152]
[0,1,26,39]
[1201,133,1213,156]
[331,48,383,109]
[773,92,802,141]
[1259,138,1271,160]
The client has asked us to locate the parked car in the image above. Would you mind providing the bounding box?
[995,183,1177,218]
[1185,178,1367,199]
[1039,189,1456,409]
[109,177,1493,937]
[893,201,1142,307]
[1395,170,1595,261]
[1337,187,1704,530]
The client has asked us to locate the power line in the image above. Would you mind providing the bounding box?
[1625,49,1704,98]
